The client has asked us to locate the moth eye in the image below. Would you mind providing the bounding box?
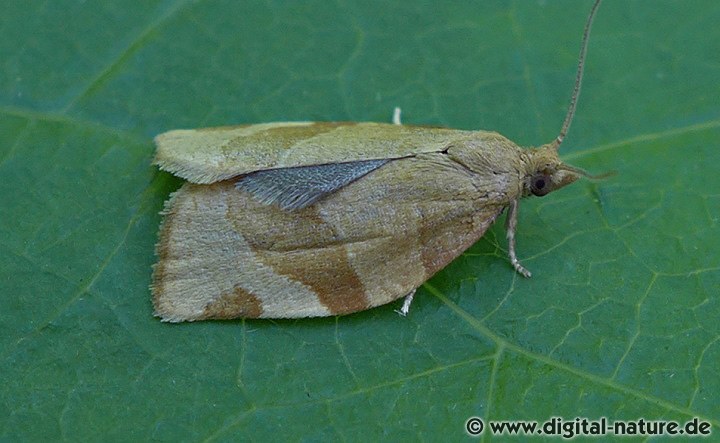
[531,174,551,196]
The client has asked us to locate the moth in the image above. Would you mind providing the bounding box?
[151,0,604,322]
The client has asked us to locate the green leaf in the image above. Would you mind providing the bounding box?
[1,0,718,441]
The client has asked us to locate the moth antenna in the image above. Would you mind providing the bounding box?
[552,0,602,151]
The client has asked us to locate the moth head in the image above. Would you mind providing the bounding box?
[522,143,593,197]
[518,0,605,197]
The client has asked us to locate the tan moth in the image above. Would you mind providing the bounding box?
[151,0,604,322]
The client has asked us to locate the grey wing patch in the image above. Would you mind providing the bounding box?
[235,159,389,210]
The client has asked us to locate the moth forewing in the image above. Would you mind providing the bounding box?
[153,122,479,184]
[151,0,603,321]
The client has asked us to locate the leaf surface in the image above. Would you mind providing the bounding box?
[1,0,719,440]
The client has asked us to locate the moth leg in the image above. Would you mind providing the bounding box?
[505,199,532,278]
[394,289,416,316]
[392,107,402,125]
